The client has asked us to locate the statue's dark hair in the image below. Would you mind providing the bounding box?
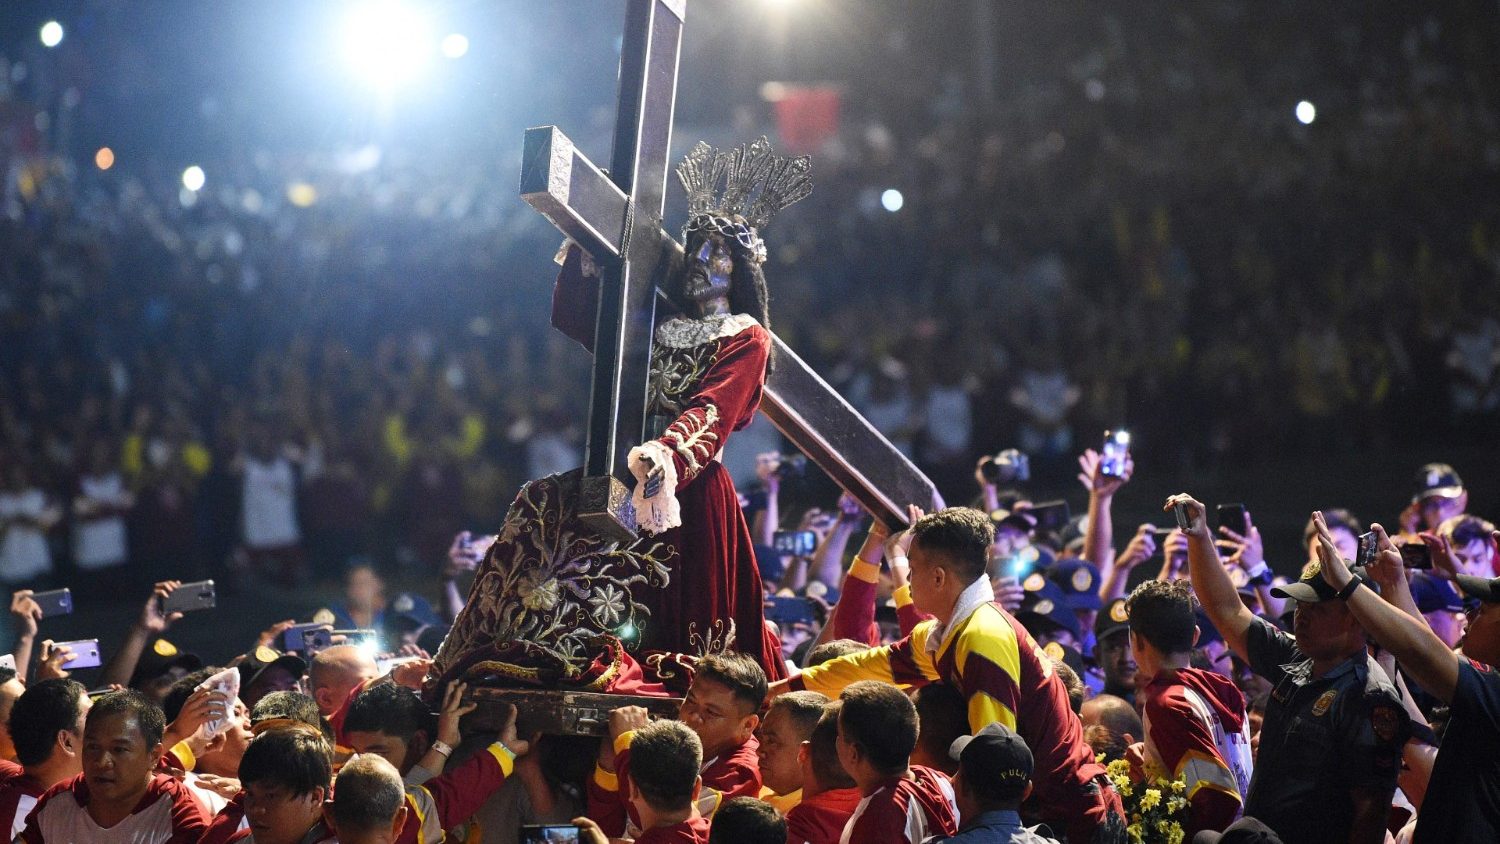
[671,227,775,373]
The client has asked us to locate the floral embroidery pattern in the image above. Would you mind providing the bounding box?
[662,404,721,478]
[647,343,716,418]
[435,470,674,675]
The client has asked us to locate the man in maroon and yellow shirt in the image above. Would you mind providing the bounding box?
[577,720,711,844]
[770,508,1123,844]
[589,653,765,838]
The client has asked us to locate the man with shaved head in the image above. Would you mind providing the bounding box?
[324,755,407,844]
[308,645,379,752]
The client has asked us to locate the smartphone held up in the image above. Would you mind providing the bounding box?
[1099,430,1131,478]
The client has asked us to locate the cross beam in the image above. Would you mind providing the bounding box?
[521,125,941,528]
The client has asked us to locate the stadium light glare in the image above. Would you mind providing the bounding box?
[341,1,435,93]
[440,33,469,59]
[1295,100,1316,125]
[881,189,904,213]
[40,21,64,48]
[182,166,206,192]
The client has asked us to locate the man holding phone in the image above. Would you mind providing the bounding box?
[1175,493,1405,844]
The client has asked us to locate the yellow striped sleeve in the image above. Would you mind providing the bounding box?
[486,743,517,778]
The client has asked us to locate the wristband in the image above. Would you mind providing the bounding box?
[889,555,910,572]
[1244,563,1273,587]
[430,740,454,758]
[1335,578,1363,601]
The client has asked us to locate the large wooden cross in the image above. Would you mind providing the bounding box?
[521,0,939,541]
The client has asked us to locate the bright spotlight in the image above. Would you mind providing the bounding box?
[40,21,64,48]
[182,166,206,192]
[880,189,904,213]
[342,1,435,92]
[1295,100,1316,125]
[95,147,115,170]
[440,33,469,59]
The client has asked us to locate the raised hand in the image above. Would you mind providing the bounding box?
[607,705,650,742]
[138,581,184,634]
[1418,531,1461,581]
[883,504,927,562]
[1311,511,1355,592]
[1116,524,1158,571]
[391,658,433,689]
[10,590,40,639]
[1078,448,1133,496]
[1162,494,1209,538]
[1219,512,1264,569]
[496,702,532,757]
[36,639,75,681]
[436,681,478,748]
[256,619,297,651]
[1362,524,1407,591]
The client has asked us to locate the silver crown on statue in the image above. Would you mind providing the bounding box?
[676,136,813,263]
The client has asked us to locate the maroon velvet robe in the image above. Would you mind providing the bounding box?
[431,245,782,693]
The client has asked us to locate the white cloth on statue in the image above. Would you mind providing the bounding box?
[74,472,129,570]
[0,488,53,582]
[242,457,300,549]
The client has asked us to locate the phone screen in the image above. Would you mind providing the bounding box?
[1216,504,1248,537]
[1099,430,1130,477]
[520,825,581,844]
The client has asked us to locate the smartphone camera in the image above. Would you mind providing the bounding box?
[1099,430,1131,478]
[981,449,1030,485]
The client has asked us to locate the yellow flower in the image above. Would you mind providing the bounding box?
[1167,826,1184,844]
[1140,788,1162,811]
[1169,779,1187,794]
[1126,823,1143,844]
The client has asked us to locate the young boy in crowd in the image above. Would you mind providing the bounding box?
[756,691,828,813]
[324,755,408,844]
[21,690,208,843]
[784,704,861,844]
[0,680,91,839]
[590,653,765,837]
[226,726,334,843]
[342,684,529,844]
[835,680,958,844]
[576,720,712,844]
[1125,580,1252,836]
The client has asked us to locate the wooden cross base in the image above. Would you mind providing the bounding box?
[462,688,682,737]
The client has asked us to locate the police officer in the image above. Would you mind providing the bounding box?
[1171,494,1406,844]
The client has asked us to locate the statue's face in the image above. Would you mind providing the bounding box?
[686,234,734,305]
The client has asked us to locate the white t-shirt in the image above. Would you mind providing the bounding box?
[21,774,208,843]
[242,457,300,549]
[0,488,54,582]
[74,473,129,570]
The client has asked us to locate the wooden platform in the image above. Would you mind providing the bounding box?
[463,687,682,737]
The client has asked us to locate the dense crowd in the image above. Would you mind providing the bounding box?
[0,448,1496,842]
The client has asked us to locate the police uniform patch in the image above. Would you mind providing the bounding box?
[1370,704,1402,743]
[1469,658,1493,674]
[1109,601,1129,624]
[1311,689,1337,716]
[1072,569,1092,592]
[1023,573,1047,592]
[1034,599,1054,615]
[1044,641,1066,661]
[254,645,280,664]
[153,639,178,657]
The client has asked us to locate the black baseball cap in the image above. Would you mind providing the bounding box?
[237,646,308,692]
[1194,609,1224,649]
[1271,560,1372,604]
[1456,574,1500,604]
[1095,597,1130,641]
[128,638,203,688]
[949,722,1032,792]
[1413,463,1464,504]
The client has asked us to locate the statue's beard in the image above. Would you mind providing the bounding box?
[685,268,726,302]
